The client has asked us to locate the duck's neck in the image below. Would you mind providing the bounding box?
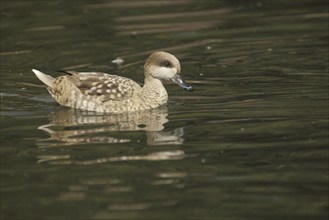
[141,76,168,105]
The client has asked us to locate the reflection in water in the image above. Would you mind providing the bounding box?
[37,107,185,164]
[39,150,185,165]
[38,106,184,146]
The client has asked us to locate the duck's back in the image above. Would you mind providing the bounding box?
[49,71,143,113]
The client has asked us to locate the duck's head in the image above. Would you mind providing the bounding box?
[144,51,193,91]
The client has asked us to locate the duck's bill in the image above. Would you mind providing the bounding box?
[171,74,193,91]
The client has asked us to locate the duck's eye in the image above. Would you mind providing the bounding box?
[160,60,172,68]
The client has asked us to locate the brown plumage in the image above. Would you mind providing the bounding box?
[33,51,193,113]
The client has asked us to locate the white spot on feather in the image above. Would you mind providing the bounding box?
[82,100,87,107]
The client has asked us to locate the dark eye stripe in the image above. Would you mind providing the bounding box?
[160,60,172,67]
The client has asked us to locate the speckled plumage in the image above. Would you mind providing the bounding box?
[33,51,193,113]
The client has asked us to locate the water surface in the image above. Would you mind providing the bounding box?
[1,1,328,219]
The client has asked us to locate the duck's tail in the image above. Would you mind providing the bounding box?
[32,69,55,88]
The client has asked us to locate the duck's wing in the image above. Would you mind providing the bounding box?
[66,71,140,102]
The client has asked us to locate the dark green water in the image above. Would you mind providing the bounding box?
[1,1,328,219]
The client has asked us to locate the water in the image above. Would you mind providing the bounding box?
[1,1,328,219]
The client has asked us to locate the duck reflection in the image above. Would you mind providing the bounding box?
[37,106,185,147]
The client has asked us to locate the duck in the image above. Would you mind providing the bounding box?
[32,51,193,113]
